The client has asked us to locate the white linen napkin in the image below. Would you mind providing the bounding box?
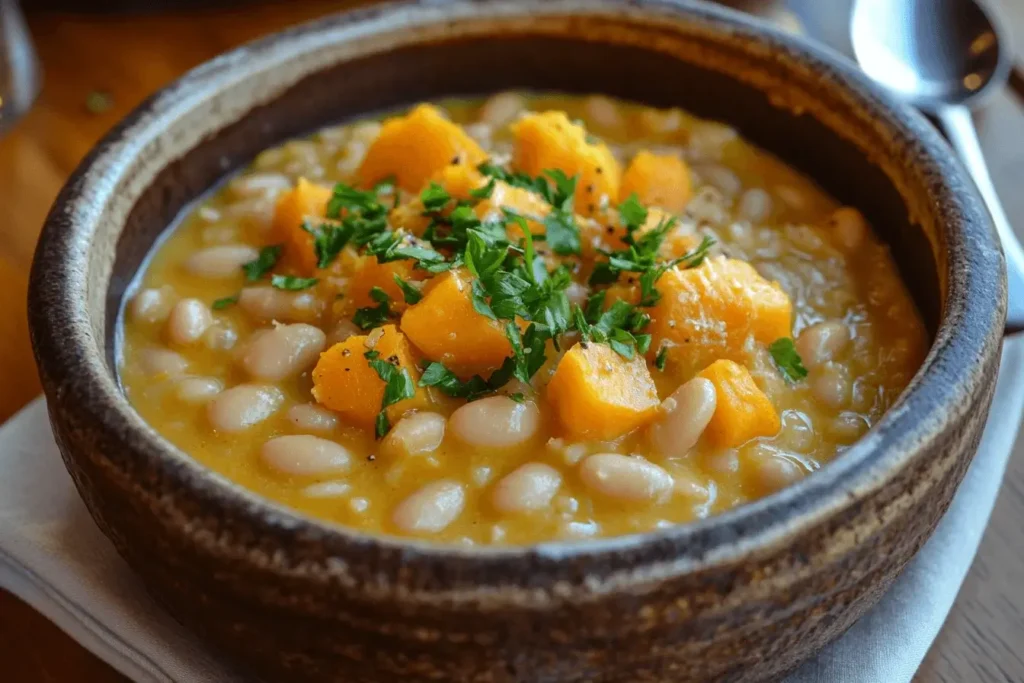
[1,336,1022,683]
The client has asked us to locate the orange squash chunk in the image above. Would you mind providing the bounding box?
[511,111,620,217]
[649,256,792,372]
[620,151,692,214]
[272,178,333,274]
[698,359,780,448]
[357,104,487,192]
[312,325,430,429]
[345,255,419,313]
[400,269,512,377]
[547,341,659,440]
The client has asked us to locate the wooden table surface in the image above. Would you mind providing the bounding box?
[1,2,1022,681]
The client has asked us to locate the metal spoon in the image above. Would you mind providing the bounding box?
[849,0,1024,332]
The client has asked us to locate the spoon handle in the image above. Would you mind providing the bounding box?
[938,105,1024,334]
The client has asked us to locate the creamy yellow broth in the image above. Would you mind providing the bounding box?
[119,94,927,544]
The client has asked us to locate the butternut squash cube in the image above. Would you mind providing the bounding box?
[511,111,620,217]
[312,325,430,429]
[346,255,419,313]
[358,104,487,192]
[698,359,780,448]
[547,341,659,440]
[620,151,692,214]
[649,256,792,375]
[272,178,333,274]
[400,269,512,377]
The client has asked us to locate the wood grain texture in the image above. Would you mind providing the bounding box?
[0,1,1021,682]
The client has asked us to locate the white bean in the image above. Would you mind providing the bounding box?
[207,384,284,433]
[238,286,323,323]
[261,435,351,476]
[738,188,772,222]
[392,481,465,534]
[584,95,624,130]
[138,348,188,378]
[174,376,223,403]
[240,323,326,381]
[749,448,805,492]
[228,172,290,200]
[579,454,674,503]
[829,207,868,252]
[492,463,562,514]
[796,321,851,368]
[479,92,525,127]
[647,377,717,459]
[810,362,851,409]
[327,318,361,346]
[167,298,214,346]
[381,412,446,459]
[130,286,176,324]
[303,480,351,498]
[183,245,260,279]
[287,403,338,433]
[448,396,540,448]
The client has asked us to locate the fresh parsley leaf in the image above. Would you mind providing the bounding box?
[420,182,451,212]
[393,274,423,304]
[655,344,669,371]
[769,337,809,382]
[372,175,397,197]
[418,362,491,399]
[353,290,392,330]
[270,274,319,291]
[301,220,351,269]
[326,183,384,220]
[618,193,648,241]
[638,235,717,307]
[543,169,578,212]
[469,278,497,320]
[211,295,238,310]
[364,350,416,437]
[508,392,526,403]
[469,177,496,200]
[543,210,581,256]
[242,245,283,281]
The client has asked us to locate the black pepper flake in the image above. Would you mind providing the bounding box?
[596,167,603,174]
[586,184,595,193]
[344,368,350,372]
[450,155,461,165]
[606,226,615,234]
[588,204,595,213]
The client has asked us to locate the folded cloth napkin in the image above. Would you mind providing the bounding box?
[1,336,1022,683]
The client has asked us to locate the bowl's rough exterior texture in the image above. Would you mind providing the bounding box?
[27,1,1007,681]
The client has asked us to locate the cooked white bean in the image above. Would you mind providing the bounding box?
[174,376,223,403]
[810,362,851,409]
[829,207,868,252]
[647,377,717,459]
[167,298,214,346]
[448,396,540,448]
[240,323,326,381]
[200,223,239,245]
[207,384,283,433]
[584,95,624,130]
[738,188,772,222]
[183,245,260,279]
[796,321,851,368]
[303,480,351,498]
[479,92,525,127]
[327,318,361,346]
[138,348,188,378]
[228,172,290,200]
[392,481,465,534]
[749,449,805,492]
[492,463,562,514]
[130,286,176,324]
[203,323,238,351]
[261,435,351,476]
[638,108,683,134]
[287,403,338,433]
[699,164,742,197]
[349,121,382,147]
[579,454,674,503]
[381,412,446,459]
[238,286,323,323]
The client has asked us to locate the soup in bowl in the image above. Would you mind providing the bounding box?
[121,94,927,545]
[29,1,1003,680]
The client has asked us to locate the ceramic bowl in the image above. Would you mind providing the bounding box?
[27,1,1006,681]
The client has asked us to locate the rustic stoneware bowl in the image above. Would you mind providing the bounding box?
[27,0,1007,681]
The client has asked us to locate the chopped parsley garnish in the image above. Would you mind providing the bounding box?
[638,235,716,306]
[420,182,452,212]
[211,295,239,310]
[270,274,318,291]
[618,193,648,240]
[302,220,350,269]
[393,274,423,304]
[508,392,526,403]
[364,349,416,437]
[419,362,492,400]
[469,177,497,200]
[352,287,392,330]
[242,245,282,281]
[769,337,808,382]
[654,344,669,371]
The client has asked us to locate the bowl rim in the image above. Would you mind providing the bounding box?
[28,0,1005,592]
